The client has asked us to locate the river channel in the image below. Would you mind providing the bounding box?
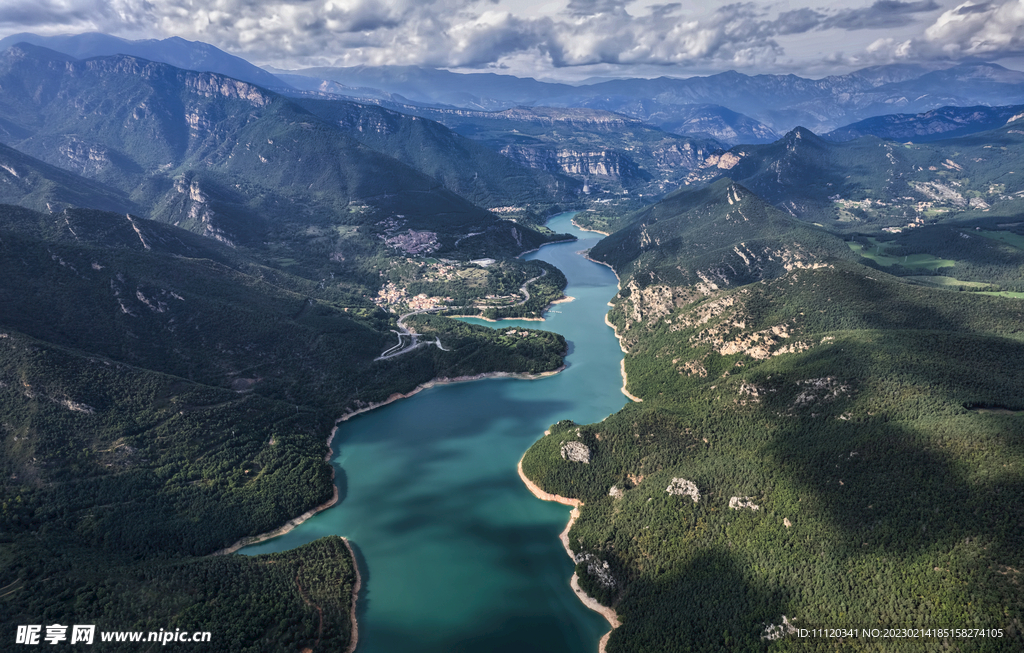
[241,212,626,652]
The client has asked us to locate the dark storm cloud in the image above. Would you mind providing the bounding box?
[824,0,941,30]
[647,3,683,18]
[564,0,630,17]
[773,8,826,35]
[0,0,108,27]
[769,1,940,36]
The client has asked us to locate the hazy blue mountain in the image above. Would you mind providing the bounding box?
[266,64,576,110]
[825,104,1024,142]
[271,71,443,106]
[0,31,288,89]
[277,61,1024,134]
[577,99,778,144]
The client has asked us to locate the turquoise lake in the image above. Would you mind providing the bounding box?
[241,213,627,652]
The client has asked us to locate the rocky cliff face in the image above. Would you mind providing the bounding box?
[498,145,649,182]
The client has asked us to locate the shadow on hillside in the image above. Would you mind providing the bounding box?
[611,547,793,651]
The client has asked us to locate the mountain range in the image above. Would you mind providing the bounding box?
[1,29,1023,653]
[0,43,569,257]
[0,31,288,89]
[11,32,1024,145]
[0,42,577,651]
[275,61,1024,135]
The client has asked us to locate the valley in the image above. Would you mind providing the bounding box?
[0,30,1022,653]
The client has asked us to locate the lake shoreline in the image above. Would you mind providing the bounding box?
[214,426,343,556]
[231,212,613,651]
[341,536,361,653]
[220,364,566,554]
[571,218,611,236]
[338,366,566,423]
[583,254,641,404]
[517,454,621,653]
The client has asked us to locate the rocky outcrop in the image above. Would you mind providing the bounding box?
[762,616,797,640]
[560,441,592,464]
[729,496,760,511]
[620,280,702,329]
[574,553,616,588]
[183,72,271,107]
[666,477,700,502]
[793,377,851,407]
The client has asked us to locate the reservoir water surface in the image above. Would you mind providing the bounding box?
[241,213,626,652]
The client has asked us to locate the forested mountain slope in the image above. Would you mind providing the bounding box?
[294,97,580,220]
[825,104,1024,143]
[589,179,855,290]
[685,123,1024,232]
[0,141,135,214]
[379,104,722,198]
[0,204,569,648]
[523,182,1024,651]
[0,44,556,256]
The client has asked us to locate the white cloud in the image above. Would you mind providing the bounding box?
[0,0,1019,76]
[852,0,1024,63]
[922,0,1024,56]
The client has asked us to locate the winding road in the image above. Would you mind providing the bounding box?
[374,268,548,360]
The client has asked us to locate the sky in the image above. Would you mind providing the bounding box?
[0,0,1021,80]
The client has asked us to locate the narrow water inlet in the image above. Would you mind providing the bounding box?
[241,213,626,653]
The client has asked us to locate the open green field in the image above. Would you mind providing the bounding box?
[903,275,995,289]
[848,237,956,270]
[977,229,1024,251]
[977,290,1024,299]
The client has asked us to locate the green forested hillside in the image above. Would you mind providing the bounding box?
[0,204,569,644]
[589,179,855,289]
[523,183,1024,651]
[846,222,1024,293]
[295,98,578,222]
[0,44,554,257]
[687,123,1024,233]
[0,141,135,214]
[5,534,357,652]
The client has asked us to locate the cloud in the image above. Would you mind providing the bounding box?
[824,1,940,30]
[765,1,939,37]
[564,0,630,18]
[0,0,117,29]
[0,0,1016,76]
[540,2,787,68]
[862,0,1024,62]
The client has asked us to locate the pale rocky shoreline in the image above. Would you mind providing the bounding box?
[585,254,642,404]
[213,366,565,651]
[571,217,612,236]
[214,426,363,653]
[214,228,612,652]
[517,454,621,653]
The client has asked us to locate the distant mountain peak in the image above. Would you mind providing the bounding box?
[0,31,288,89]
